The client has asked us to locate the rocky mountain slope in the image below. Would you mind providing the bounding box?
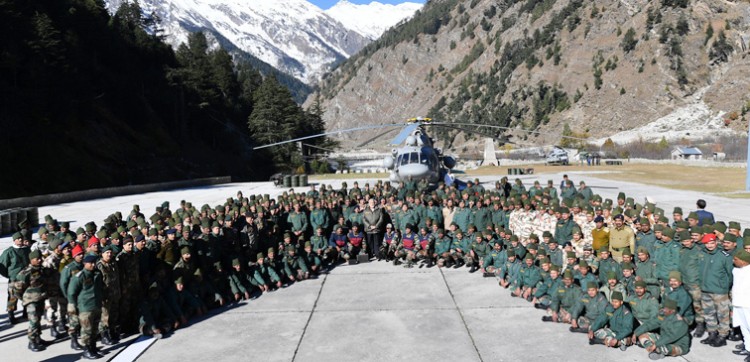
[312,0,750,151]
[105,0,421,83]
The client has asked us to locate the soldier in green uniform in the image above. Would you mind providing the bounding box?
[282,245,309,283]
[570,281,609,333]
[68,254,104,359]
[287,203,309,240]
[698,233,733,347]
[62,244,85,350]
[544,270,582,324]
[663,271,694,325]
[533,263,561,309]
[255,251,283,291]
[513,254,541,300]
[498,249,521,289]
[0,232,30,324]
[653,228,680,289]
[589,291,634,350]
[601,271,628,302]
[433,229,452,268]
[596,247,622,287]
[15,250,51,351]
[635,247,661,299]
[481,242,504,275]
[467,233,491,273]
[96,245,121,345]
[626,280,660,345]
[636,299,691,359]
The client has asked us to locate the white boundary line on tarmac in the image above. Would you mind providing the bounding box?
[109,335,157,362]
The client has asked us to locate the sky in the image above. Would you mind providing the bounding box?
[310,0,425,10]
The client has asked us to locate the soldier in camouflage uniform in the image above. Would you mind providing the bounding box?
[15,250,51,351]
[96,245,121,345]
[42,238,66,338]
[117,236,141,335]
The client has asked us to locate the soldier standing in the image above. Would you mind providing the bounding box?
[61,244,85,350]
[42,238,67,338]
[97,245,121,345]
[15,250,51,351]
[0,232,31,324]
[117,237,141,336]
[68,254,104,359]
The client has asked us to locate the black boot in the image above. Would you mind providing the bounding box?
[56,321,67,334]
[728,327,744,342]
[710,335,727,347]
[37,336,52,346]
[534,303,547,310]
[541,316,553,322]
[111,327,121,344]
[21,309,27,321]
[701,331,718,344]
[589,337,605,345]
[8,312,17,325]
[50,323,60,339]
[693,322,706,338]
[469,265,477,273]
[101,330,114,346]
[70,333,84,351]
[569,326,588,334]
[82,347,100,360]
[28,339,46,352]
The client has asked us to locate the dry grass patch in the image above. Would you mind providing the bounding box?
[466,163,747,194]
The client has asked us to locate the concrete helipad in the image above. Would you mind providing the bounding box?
[1,171,748,361]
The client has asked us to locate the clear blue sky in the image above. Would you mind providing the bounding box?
[311,0,425,10]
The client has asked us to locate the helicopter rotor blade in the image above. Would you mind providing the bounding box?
[253,123,406,150]
[431,122,590,141]
[427,123,514,144]
[390,123,420,145]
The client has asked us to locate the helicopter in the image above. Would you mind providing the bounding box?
[252,117,588,186]
[253,117,491,186]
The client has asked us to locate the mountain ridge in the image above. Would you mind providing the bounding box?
[312,0,750,151]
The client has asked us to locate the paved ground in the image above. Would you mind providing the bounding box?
[0,170,748,361]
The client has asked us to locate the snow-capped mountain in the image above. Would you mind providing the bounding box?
[104,0,422,84]
[325,0,423,40]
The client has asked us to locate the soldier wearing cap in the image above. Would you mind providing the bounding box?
[68,254,104,359]
[395,224,418,267]
[0,232,30,324]
[626,280,659,344]
[589,290,634,349]
[96,245,121,345]
[601,271,628,303]
[636,298,691,359]
[634,247,660,299]
[663,271,694,325]
[698,231,734,347]
[597,246,621,287]
[513,254,541,300]
[533,263,561,309]
[15,249,52,351]
[544,269,582,324]
[282,244,309,282]
[42,237,67,337]
[636,217,656,256]
[570,281,609,333]
[117,236,141,336]
[498,249,521,288]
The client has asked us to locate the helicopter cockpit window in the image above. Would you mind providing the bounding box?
[409,152,419,164]
[420,152,429,165]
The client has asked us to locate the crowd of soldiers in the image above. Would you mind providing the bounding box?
[1,176,750,360]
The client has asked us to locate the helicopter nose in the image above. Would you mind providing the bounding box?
[397,164,429,178]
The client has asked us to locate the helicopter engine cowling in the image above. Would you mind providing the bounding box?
[383,156,394,169]
[442,156,456,169]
